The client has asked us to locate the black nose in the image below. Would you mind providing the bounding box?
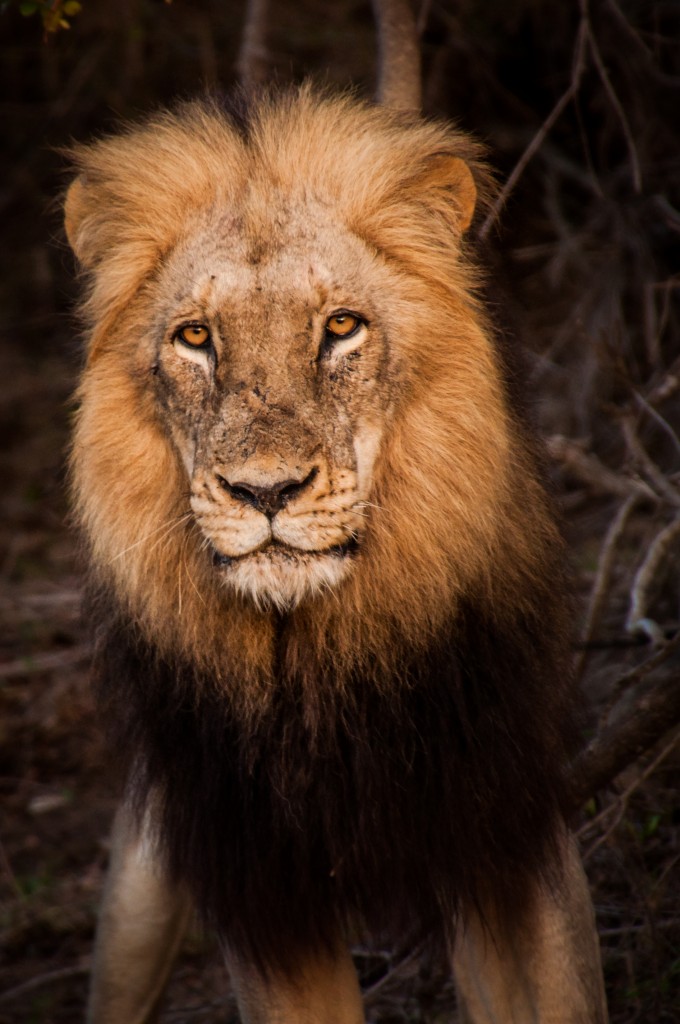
[217,468,318,518]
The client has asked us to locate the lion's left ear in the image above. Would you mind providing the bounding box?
[417,153,477,234]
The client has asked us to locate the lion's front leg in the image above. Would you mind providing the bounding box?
[87,802,192,1024]
[225,946,365,1024]
[452,835,608,1024]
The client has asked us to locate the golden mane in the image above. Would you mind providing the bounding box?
[69,87,561,726]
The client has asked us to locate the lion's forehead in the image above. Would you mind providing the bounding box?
[166,196,376,316]
[189,252,336,317]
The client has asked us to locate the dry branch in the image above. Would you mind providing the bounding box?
[584,6,642,192]
[643,358,680,408]
[573,494,639,679]
[237,0,270,94]
[626,516,680,637]
[478,11,588,239]
[621,418,680,507]
[634,389,680,458]
[579,729,679,861]
[362,943,424,1004]
[546,435,657,501]
[0,644,91,680]
[0,965,90,1006]
[371,0,422,110]
[572,661,680,806]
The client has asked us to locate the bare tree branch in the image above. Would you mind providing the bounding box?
[626,516,680,637]
[572,661,680,806]
[0,965,90,1006]
[372,0,422,110]
[584,10,642,192]
[0,644,91,680]
[478,12,588,239]
[574,494,640,679]
[546,435,657,501]
[634,389,680,459]
[237,0,270,95]
[578,729,679,860]
[621,417,680,507]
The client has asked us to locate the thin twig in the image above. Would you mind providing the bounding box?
[607,630,680,706]
[644,356,680,407]
[546,435,657,502]
[634,391,680,460]
[627,516,680,637]
[478,14,588,239]
[580,729,680,861]
[621,417,680,508]
[0,840,22,900]
[583,629,680,773]
[164,997,235,1022]
[584,12,642,192]
[0,965,90,1005]
[363,943,424,1004]
[573,494,639,679]
[572,659,680,806]
[0,644,91,680]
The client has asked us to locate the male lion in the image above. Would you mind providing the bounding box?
[65,41,607,1024]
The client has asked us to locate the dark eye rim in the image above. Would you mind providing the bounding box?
[323,309,367,343]
[173,322,213,350]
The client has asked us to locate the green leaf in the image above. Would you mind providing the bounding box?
[63,1,82,15]
[643,812,661,838]
[19,2,39,15]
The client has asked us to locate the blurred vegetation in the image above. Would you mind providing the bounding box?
[3,0,83,36]
[0,1,678,1021]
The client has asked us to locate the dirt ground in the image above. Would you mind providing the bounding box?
[1,2,679,1021]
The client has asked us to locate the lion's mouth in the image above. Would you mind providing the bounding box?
[211,536,360,569]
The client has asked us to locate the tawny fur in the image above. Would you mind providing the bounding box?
[66,87,575,971]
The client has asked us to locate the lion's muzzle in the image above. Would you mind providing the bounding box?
[190,457,366,608]
[216,466,319,519]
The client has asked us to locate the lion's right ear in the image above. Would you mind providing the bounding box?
[64,176,92,265]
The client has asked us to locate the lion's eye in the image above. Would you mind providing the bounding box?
[325,313,361,338]
[177,325,211,348]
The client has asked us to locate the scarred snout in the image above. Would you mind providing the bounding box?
[188,447,367,608]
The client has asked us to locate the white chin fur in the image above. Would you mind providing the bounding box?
[218,548,353,611]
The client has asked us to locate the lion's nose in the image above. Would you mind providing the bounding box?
[217,467,318,518]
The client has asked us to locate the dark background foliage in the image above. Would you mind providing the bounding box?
[0,1,678,1020]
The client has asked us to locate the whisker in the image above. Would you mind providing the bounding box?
[184,552,208,608]
[177,529,190,617]
[109,511,192,564]
[146,513,194,559]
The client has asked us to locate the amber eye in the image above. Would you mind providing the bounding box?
[325,313,361,338]
[177,325,211,348]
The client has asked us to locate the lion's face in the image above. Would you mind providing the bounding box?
[149,199,395,609]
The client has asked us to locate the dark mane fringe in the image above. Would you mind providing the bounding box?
[90,578,577,977]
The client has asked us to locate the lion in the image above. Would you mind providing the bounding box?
[64,82,608,1024]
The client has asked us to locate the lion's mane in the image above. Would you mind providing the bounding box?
[69,88,575,973]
